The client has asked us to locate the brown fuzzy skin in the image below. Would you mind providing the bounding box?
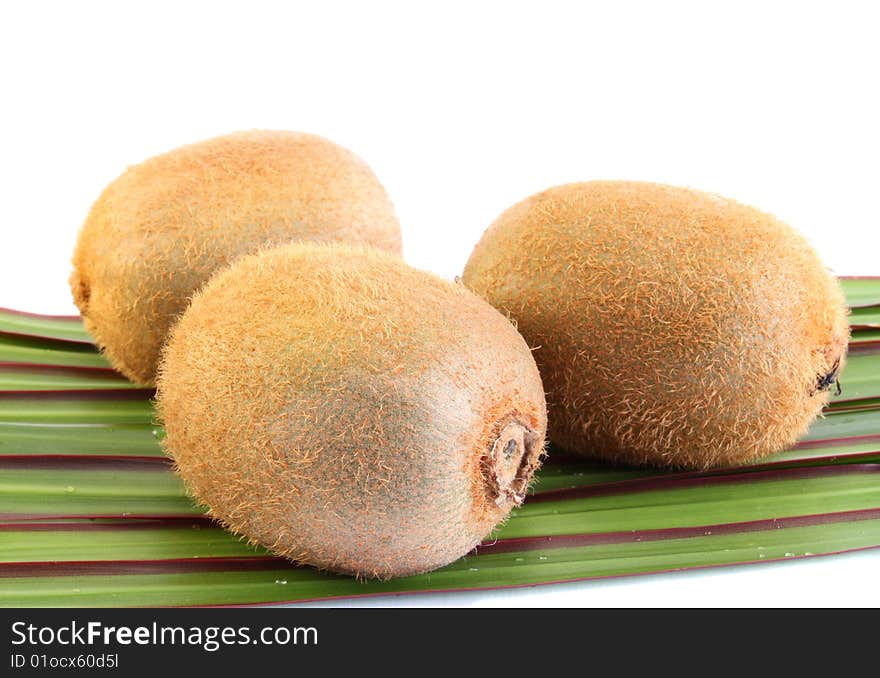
[156,242,546,579]
[71,130,401,385]
[463,181,849,470]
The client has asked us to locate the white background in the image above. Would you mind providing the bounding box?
[1,1,878,606]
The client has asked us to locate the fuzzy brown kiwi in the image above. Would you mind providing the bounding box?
[70,130,401,385]
[462,181,849,470]
[156,242,547,579]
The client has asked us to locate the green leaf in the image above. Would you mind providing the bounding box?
[539,437,880,493]
[500,467,880,539]
[0,395,155,425]
[768,437,880,463]
[840,278,880,308]
[851,329,880,345]
[0,465,194,518]
[0,309,93,344]
[800,408,880,442]
[828,398,880,414]
[0,522,261,563]
[0,334,109,369]
[829,351,880,404]
[851,307,880,328]
[0,365,137,391]
[2,515,877,607]
[0,422,164,457]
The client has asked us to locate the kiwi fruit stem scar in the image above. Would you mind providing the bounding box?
[485,420,541,506]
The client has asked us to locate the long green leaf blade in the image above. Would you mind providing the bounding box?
[829,351,880,405]
[0,395,155,425]
[0,334,109,369]
[851,307,880,328]
[0,465,194,518]
[2,515,877,607]
[840,278,880,308]
[800,408,880,441]
[851,329,880,345]
[0,309,92,344]
[0,422,163,457]
[0,365,137,391]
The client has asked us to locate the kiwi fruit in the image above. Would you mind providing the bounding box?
[463,180,849,470]
[71,130,401,385]
[156,242,546,579]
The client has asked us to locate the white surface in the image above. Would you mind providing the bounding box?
[1,1,878,606]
